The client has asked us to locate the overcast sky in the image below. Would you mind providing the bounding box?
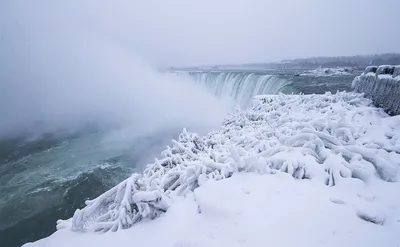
[2,0,400,66]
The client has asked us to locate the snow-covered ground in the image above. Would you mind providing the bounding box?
[299,67,353,77]
[25,92,400,247]
[25,172,400,247]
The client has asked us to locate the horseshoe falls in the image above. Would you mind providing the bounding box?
[173,70,355,107]
[184,72,293,106]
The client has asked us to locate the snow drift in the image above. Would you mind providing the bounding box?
[52,91,400,233]
[352,65,400,115]
[26,171,400,247]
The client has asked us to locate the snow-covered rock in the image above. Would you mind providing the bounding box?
[45,91,400,237]
[352,65,400,115]
[298,67,353,77]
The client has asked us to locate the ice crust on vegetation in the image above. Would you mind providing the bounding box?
[56,91,400,233]
[352,65,400,115]
[27,172,400,247]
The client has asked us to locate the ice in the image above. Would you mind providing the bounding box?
[46,91,400,234]
[364,66,378,74]
[26,172,400,247]
[299,67,353,77]
[68,174,169,232]
[376,65,395,75]
[394,66,400,77]
[24,91,400,247]
[352,65,400,115]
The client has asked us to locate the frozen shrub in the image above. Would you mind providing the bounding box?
[61,91,400,232]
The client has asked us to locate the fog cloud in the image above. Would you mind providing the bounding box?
[0,0,399,137]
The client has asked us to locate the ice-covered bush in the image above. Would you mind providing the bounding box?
[60,91,400,232]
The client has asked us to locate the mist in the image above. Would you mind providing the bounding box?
[1,0,399,138]
[0,1,231,139]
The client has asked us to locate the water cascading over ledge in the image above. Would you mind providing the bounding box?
[181,71,293,107]
[352,65,400,115]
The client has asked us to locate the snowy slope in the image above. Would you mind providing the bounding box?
[352,65,400,115]
[25,173,400,247]
[25,92,400,247]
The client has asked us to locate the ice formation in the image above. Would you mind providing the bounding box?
[299,67,353,77]
[59,91,400,233]
[352,65,400,115]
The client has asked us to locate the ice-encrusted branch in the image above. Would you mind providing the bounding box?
[68,173,169,232]
[62,91,400,232]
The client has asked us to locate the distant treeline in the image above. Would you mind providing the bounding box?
[277,53,400,70]
[166,53,400,71]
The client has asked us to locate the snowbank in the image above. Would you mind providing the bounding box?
[298,67,353,77]
[26,173,400,247]
[352,65,400,115]
[25,92,400,246]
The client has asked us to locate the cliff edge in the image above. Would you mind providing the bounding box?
[352,65,400,115]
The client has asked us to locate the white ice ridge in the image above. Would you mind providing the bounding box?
[58,92,400,233]
[299,67,353,77]
[352,65,400,115]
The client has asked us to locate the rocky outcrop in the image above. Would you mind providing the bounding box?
[352,65,400,115]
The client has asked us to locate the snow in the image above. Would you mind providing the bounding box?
[299,67,353,77]
[394,66,400,77]
[352,65,400,115]
[377,74,393,79]
[364,66,378,74]
[25,173,400,247]
[377,65,395,75]
[24,91,400,247]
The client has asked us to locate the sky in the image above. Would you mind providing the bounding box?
[2,0,400,67]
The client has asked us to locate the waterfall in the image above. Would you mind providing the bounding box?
[182,71,292,106]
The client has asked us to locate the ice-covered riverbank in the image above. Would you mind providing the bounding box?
[298,67,353,77]
[26,92,400,247]
[352,65,400,115]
